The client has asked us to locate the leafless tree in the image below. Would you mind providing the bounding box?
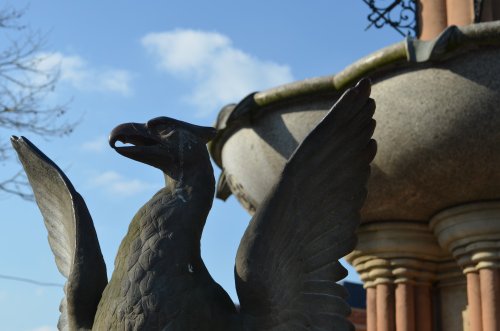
[0,6,74,200]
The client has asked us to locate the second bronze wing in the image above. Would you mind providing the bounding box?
[235,79,376,331]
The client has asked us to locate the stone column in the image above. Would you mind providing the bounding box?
[466,271,483,330]
[366,287,377,331]
[376,281,395,331]
[446,0,474,26]
[431,201,500,331]
[418,0,448,40]
[395,281,414,331]
[346,222,447,331]
[417,0,500,39]
[414,282,433,331]
[354,257,395,331]
[392,258,437,331]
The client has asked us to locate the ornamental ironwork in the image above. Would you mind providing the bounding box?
[362,0,418,37]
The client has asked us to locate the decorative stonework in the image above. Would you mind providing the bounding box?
[346,221,450,331]
[431,201,500,331]
[212,22,500,223]
[348,222,448,285]
[431,201,500,272]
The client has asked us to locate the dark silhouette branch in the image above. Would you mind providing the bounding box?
[0,273,63,288]
[0,5,75,200]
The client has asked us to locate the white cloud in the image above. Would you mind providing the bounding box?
[28,327,57,331]
[34,52,133,96]
[81,136,108,153]
[88,171,157,197]
[141,29,294,116]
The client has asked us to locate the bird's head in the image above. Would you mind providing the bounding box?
[109,117,216,177]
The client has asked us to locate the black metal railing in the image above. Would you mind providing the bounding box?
[363,0,489,37]
[362,0,418,37]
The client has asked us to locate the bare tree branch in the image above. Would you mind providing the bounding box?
[0,5,76,200]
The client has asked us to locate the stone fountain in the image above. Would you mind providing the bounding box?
[210,21,500,331]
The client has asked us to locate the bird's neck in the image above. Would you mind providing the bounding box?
[163,153,215,199]
[161,151,215,238]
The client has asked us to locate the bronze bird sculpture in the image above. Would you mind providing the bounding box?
[11,78,376,331]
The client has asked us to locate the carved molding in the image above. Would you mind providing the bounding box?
[430,201,500,273]
[347,221,450,287]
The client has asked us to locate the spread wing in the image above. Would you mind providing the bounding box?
[235,79,376,330]
[11,137,108,331]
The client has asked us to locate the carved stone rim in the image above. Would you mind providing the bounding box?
[209,21,500,168]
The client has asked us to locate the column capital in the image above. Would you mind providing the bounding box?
[430,201,500,272]
[347,221,448,286]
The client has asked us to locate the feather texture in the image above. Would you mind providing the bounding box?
[11,78,375,330]
[12,137,107,331]
[235,78,376,331]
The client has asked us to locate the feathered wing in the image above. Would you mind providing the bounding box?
[235,79,376,330]
[11,137,107,331]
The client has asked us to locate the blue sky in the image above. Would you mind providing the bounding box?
[0,2,401,330]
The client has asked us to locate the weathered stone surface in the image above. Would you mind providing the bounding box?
[364,48,500,221]
[213,22,500,222]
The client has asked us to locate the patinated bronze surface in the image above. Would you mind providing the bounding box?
[11,78,376,330]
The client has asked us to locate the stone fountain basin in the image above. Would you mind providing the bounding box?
[210,22,500,222]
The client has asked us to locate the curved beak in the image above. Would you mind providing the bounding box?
[109,122,163,166]
[109,122,156,149]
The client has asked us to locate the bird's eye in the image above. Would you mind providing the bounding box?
[147,121,168,132]
[158,127,173,135]
[147,119,176,138]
